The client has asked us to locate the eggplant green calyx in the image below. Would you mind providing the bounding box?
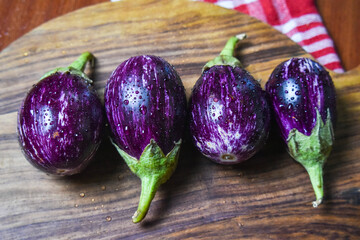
[287,109,334,207]
[41,52,94,84]
[111,138,182,223]
[202,33,247,72]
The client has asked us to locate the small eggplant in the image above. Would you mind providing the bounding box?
[189,34,270,164]
[265,57,336,207]
[17,52,103,176]
[104,55,187,223]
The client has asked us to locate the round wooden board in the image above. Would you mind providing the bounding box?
[0,0,360,239]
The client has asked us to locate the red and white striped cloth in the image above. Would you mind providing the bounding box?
[197,0,344,73]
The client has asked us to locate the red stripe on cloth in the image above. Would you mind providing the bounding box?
[296,22,323,32]
[297,34,330,46]
[324,61,343,71]
[311,47,338,58]
[234,4,250,15]
[284,0,318,18]
[259,0,280,25]
[202,0,218,3]
[285,22,324,37]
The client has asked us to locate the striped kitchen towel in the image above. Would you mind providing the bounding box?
[197,0,344,73]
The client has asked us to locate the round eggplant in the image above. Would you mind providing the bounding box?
[189,34,270,164]
[265,57,336,207]
[17,52,103,176]
[104,55,187,223]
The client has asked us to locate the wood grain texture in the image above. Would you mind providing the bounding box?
[0,0,359,239]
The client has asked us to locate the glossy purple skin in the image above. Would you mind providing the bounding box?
[17,72,103,175]
[265,58,336,141]
[189,65,270,164]
[104,55,187,159]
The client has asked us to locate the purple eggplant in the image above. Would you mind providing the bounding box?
[104,55,186,223]
[265,57,336,207]
[17,52,103,176]
[189,34,270,164]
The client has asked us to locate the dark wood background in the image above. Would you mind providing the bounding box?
[0,0,359,71]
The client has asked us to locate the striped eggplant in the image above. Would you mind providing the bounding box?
[104,55,187,223]
[189,34,270,164]
[265,57,336,207]
[17,52,103,176]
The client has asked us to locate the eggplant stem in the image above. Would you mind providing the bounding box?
[220,33,247,57]
[203,33,247,71]
[305,163,324,207]
[132,176,160,223]
[69,52,94,72]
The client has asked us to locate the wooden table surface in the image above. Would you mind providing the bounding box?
[0,0,359,71]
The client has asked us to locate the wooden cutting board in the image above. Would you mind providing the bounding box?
[1,0,359,239]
